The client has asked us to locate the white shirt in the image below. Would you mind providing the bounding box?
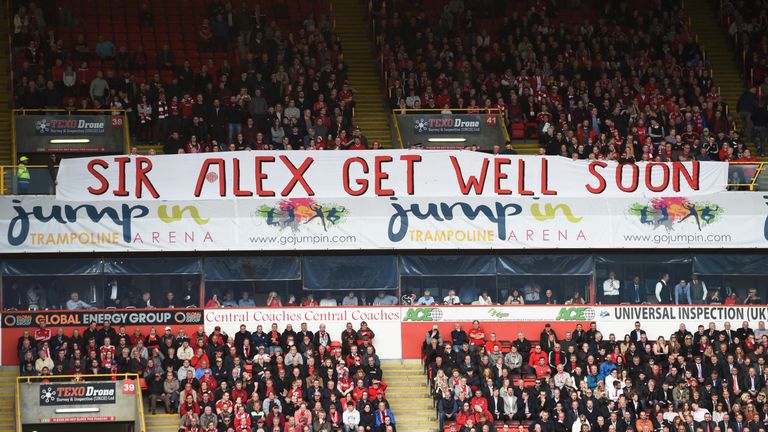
[477,295,493,305]
[416,296,435,305]
[177,345,194,361]
[655,280,667,303]
[554,371,572,389]
[343,409,360,427]
[603,278,620,296]
[443,295,461,305]
[692,408,709,423]
[319,298,338,307]
[342,296,359,306]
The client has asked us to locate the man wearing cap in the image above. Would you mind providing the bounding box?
[16,156,30,194]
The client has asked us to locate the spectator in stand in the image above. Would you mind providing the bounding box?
[752,103,768,156]
[674,279,692,305]
[372,291,398,306]
[415,290,436,305]
[601,272,621,304]
[65,292,93,310]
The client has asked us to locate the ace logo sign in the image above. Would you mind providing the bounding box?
[555,307,597,321]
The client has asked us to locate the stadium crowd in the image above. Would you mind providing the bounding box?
[10,0,375,153]
[374,0,764,161]
[721,0,768,94]
[426,319,768,432]
[722,0,768,157]
[18,319,389,432]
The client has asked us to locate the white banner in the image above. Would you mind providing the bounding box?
[203,307,403,359]
[402,305,569,322]
[0,193,766,252]
[593,305,768,339]
[55,151,728,201]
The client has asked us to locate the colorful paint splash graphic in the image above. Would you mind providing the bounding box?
[627,197,724,231]
[255,198,349,232]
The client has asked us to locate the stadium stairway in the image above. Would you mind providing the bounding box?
[515,142,540,155]
[683,0,756,153]
[0,367,17,432]
[0,2,12,167]
[381,360,438,432]
[330,0,393,148]
[145,412,179,432]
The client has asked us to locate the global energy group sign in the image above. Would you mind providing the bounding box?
[40,383,116,406]
[413,115,482,134]
[2,309,204,327]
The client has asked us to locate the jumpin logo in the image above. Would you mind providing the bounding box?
[628,197,724,231]
[255,198,349,232]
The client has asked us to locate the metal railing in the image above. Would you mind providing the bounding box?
[727,161,767,191]
[0,164,57,195]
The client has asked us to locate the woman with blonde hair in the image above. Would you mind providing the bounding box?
[668,337,681,356]
[594,380,606,400]
[433,369,448,393]
[654,336,669,362]
[265,291,282,307]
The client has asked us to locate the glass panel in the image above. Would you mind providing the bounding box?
[103,275,201,308]
[8,167,57,195]
[204,280,302,307]
[203,256,300,280]
[693,254,768,275]
[302,255,397,291]
[595,256,694,305]
[399,255,496,276]
[401,275,497,305]
[727,163,760,190]
[103,257,200,274]
[3,274,105,310]
[496,275,590,305]
[497,254,593,275]
[3,258,103,276]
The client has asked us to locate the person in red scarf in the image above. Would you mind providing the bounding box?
[266,404,285,430]
[179,416,202,432]
[232,404,251,430]
[367,380,387,400]
[356,322,375,344]
[351,380,367,402]
[180,393,201,417]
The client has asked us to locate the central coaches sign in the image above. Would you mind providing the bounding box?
[40,383,116,406]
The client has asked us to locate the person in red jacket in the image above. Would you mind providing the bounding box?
[180,393,200,417]
[34,322,52,345]
[456,402,473,426]
[528,345,547,370]
[470,388,488,412]
[367,380,387,399]
[468,321,486,351]
[533,357,551,379]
